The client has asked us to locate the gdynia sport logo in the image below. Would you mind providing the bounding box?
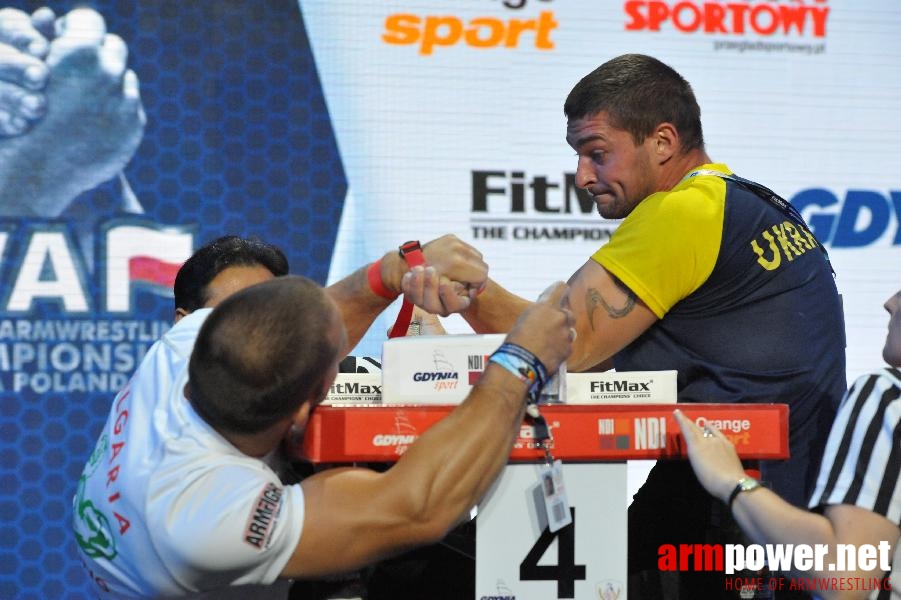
[658,542,893,594]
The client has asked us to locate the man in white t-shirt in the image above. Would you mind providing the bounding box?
[74,235,575,598]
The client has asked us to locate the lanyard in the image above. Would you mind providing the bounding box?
[684,169,835,276]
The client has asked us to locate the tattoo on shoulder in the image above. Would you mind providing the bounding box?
[586,286,636,330]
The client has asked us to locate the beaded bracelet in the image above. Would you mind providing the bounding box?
[488,342,549,401]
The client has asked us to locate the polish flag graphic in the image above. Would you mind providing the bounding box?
[105,224,194,312]
[127,255,182,289]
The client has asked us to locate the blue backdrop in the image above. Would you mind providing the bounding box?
[0,1,346,597]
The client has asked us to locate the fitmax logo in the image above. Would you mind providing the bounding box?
[591,381,651,392]
[330,382,382,394]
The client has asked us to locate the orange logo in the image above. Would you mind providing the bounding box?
[383,11,558,55]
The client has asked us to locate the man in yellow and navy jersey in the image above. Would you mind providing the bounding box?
[458,53,846,599]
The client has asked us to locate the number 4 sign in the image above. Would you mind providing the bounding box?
[475,463,628,599]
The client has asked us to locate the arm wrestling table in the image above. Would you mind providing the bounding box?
[299,403,789,600]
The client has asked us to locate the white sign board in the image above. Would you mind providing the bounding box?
[475,463,628,600]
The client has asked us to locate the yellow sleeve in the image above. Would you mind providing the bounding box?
[592,176,726,318]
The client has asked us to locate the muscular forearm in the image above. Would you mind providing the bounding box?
[460,279,531,334]
[386,364,529,532]
[289,365,529,578]
[462,281,616,372]
[325,249,415,353]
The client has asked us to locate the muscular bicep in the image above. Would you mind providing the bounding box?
[280,466,436,579]
[566,260,658,372]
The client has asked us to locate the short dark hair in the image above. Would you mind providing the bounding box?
[187,276,342,435]
[564,53,704,152]
[174,236,289,313]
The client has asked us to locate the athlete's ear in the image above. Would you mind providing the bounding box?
[287,368,336,441]
[174,307,190,323]
[650,122,678,163]
[285,400,315,449]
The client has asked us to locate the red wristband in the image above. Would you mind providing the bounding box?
[367,259,399,300]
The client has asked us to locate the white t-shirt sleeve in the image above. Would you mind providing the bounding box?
[151,466,305,591]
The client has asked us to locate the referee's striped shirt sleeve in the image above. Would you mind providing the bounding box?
[808,368,901,527]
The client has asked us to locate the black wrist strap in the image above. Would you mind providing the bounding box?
[728,476,760,509]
